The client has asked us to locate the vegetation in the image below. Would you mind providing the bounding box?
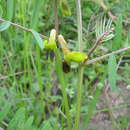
[0,0,130,130]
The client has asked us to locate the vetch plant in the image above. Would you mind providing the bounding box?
[0,0,130,129]
[0,15,130,129]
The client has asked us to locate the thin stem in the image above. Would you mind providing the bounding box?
[87,38,102,57]
[75,0,84,130]
[94,103,130,114]
[84,47,130,65]
[0,18,48,39]
[87,28,114,57]
[108,11,116,21]
[75,66,84,130]
[75,0,83,51]
[0,71,27,80]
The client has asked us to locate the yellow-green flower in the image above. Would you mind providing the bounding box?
[58,35,88,63]
[44,40,57,50]
[44,29,57,50]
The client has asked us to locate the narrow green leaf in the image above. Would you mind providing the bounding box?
[31,0,43,29]
[0,103,11,122]
[41,121,53,130]
[106,18,112,32]
[113,15,122,50]
[24,116,34,130]
[7,0,14,20]
[108,55,117,91]
[31,29,44,49]
[0,21,11,32]
[0,5,3,17]
[60,0,71,16]
[82,88,101,130]
[7,107,25,130]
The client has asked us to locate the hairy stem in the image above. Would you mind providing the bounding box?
[87,29,114,57]
[74,0,84,130]
[75,0,83,51]
[85,47,130,65]
[0,18,47,39]
[75,66,84,130]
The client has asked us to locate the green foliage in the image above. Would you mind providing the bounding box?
[0,0,130,130]
[7,107,26,130]
[7,0,14,20]
[0,5,3,17]
[23,116,34,130]
[0,21,11,32]
[31,29,44,49]
[55,49,72,130]
[113,15,123,50]
[108,54,117,91]
[95,17,114,42]
[82,87,102,130]
[60,0,71,17]
[0,100,11,122]
[41,120,53,130]
[31,0,43,29]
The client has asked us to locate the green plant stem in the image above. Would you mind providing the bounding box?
[0,18,48,39]
[75,0,83,51]
[81,103,130,117]
[55,49,72,130]
[84,47,130,65]
[74,0,84,130]
[75,66,84,130]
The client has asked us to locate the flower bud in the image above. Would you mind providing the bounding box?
[49,29,56,41]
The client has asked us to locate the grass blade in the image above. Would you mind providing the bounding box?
[0,103,11,122]
[24,116,34,130]
[7,0,14,20]
[41,121,53,130]
[31,0,43,29]
[113,15,123,50]
[82,88,101,129]
[7,107,25,130]
[108,54,117,91]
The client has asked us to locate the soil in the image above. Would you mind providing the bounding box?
[88,80,130,130]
